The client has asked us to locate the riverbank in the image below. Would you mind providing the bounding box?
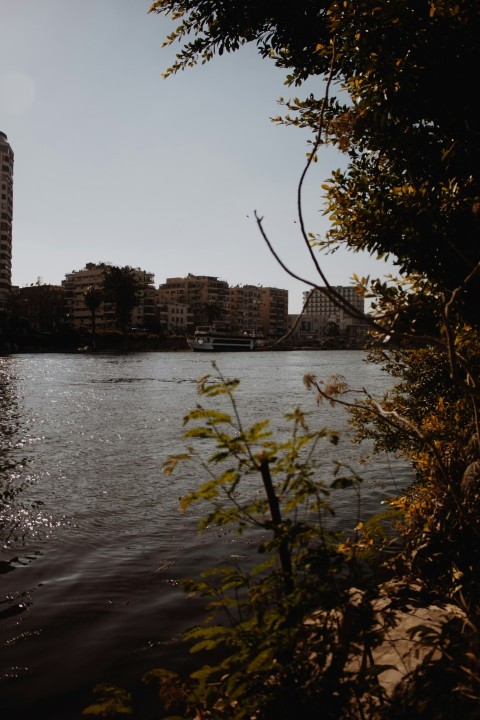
[0,331,191,354]
[1,332,368,354]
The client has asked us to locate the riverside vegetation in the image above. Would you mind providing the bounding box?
[80,2,480,717]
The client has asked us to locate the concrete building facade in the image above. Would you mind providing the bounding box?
[260,287,289,339]
[229,285,264,335]
[62,263,156,331]
[290,286,368,346]
[0,132,13,313]
[303,286,365,318]
[157,277,289,339]
[11,284,66,332]
[156,301,193,335]
[157,274,230,328]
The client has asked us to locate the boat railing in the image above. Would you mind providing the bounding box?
[193,325,260,338]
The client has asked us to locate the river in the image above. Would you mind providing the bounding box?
[0,350,412,718]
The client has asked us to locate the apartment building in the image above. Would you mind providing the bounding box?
[11,284,66,331]
[260,287,289,339]
[229,285,264,334]
[291,286,368,345]
[0,132,13,313]
[229,285,289,338]
[130,268,157,329]
[157,277,289,338]
[157,274,230,328]
[62,263,156,330]
[303,286,365,318]
[157,301,193,335]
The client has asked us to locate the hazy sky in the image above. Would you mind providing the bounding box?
[1,0,395,313]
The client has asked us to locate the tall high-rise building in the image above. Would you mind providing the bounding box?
[0,132,13,313]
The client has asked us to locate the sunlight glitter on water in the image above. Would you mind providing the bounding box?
[0,351,412,716]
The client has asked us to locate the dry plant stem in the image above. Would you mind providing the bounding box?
[254,99,443,345]
[254,42,382,328]
[255,210,368,324]
[253,44,480,369]
[256,208,470,349]
[258,95,480,460]
[261,288,315,349]
[259,457,294,596]
[296,45,337,290]
[295,44,372,322]
[442,260,480,444]
[309,379,477,538]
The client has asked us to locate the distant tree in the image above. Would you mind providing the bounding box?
[201,301,223,326]
[83,286,104,348]
[102,266,141,333]
[326,319,340,337]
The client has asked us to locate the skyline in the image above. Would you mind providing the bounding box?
[1,0,397,313]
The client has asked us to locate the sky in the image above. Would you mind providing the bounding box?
[1,0,396,314]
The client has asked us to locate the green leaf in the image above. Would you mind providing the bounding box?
[82,683,133,717]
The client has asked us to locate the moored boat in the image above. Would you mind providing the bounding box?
[187,326,256,352]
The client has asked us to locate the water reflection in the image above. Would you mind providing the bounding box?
[0,357,52,550]
[0,352,413,717]
[0,356,28,547]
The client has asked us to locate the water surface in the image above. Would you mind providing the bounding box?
[0,351,412,717]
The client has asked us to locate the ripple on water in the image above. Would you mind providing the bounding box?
[0,351,413,716]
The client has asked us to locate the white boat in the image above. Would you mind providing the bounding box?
[187,326,256,352]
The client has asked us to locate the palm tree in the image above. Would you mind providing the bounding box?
[83,286,103,349]
[201,301,222,327]
[102,266,141,333]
